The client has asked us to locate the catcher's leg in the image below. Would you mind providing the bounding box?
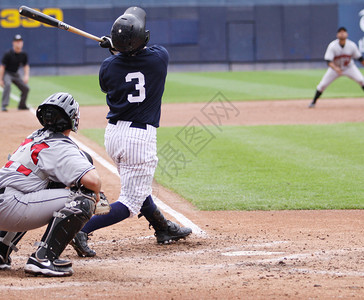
[0,231,27,270]
[140,195,192,244]
[24,191,95,277]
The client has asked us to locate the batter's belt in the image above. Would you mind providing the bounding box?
[108,119,147,130]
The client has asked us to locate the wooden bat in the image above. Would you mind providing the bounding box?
[18,6,103,42]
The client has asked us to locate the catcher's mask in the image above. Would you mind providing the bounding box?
[36,92,80,132]
[111,6,150,55]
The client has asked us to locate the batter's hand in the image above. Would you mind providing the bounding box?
[99,36,113,49]
[0,79,4,88]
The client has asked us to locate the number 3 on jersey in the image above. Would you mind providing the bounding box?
[126,72,146,103]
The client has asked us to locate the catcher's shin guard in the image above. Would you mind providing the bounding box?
[34,193,95,262]
[140,206,192,244]
[0,231,26,270]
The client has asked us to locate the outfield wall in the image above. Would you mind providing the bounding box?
[0,4,363,68]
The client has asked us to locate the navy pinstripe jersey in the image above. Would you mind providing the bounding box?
[99,45,169,128]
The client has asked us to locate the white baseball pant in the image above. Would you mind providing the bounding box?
[104,120,158,217]
[317,64,364,92]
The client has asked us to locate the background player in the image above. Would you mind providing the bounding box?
[309,27,364,108]
[70,7,192,257]
[0,34,30,111]
[0,92,101,276]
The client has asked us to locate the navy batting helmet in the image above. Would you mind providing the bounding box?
[36,92,80,133]
[111,6,150,55]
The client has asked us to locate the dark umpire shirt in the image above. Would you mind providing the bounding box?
[1,49,28,73]
[99,45,169,128]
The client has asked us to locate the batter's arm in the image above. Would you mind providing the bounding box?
[80,169,101,202]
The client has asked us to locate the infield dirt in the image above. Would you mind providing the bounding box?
[0,98,363,299]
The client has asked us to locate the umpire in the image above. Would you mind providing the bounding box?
[0,34,30,111]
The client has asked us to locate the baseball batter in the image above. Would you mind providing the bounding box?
[309,27,364,108]
[70,7,192,258]
[0,92,102,276]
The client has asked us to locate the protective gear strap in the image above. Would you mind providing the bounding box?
[8,131,77,181]
[9,135,47,180]
[0,231,27,262]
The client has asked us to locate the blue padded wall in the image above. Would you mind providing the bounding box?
[0,3,343,66]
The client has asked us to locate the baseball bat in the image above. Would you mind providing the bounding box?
[18,6,103,42]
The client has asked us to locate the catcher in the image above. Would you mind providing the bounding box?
[0,92,109,277]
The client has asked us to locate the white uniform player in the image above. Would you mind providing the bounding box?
[0,92,102,277]
[309,27,364,108]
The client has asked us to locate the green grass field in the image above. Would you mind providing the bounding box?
[3,69,364,210]
[81,122,364,210]
[4,69,364,107]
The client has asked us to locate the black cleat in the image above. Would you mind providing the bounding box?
[70,231,96,257]
[0,254,11,270]
[155,221,192,244]
[24,254,73,277]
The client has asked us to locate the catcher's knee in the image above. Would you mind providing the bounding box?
[35,190,96,261]
[68,190,96,221]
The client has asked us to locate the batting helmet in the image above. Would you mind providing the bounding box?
[111,6,150,55]
[36,92,80,133]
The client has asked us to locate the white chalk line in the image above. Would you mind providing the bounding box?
[222,251,285,256]
[7,90,206,236]
[254,247,364,264]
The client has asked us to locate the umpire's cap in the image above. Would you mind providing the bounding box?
[13,34,23,41]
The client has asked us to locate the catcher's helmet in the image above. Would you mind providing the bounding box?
[36,92,80,132]
[111,6,150,55]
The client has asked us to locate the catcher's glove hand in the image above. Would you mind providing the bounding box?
[94,191,111,215]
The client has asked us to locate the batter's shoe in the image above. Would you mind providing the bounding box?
[308,102,316,108]
[141,207,192,244]
[24,253,73,277]
[70,231,96,257]
[0,254,11,270]
[155,220,192,244]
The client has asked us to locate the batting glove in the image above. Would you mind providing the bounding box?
[99,36,113,49]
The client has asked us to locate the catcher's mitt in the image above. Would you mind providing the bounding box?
[94,191,111,215]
